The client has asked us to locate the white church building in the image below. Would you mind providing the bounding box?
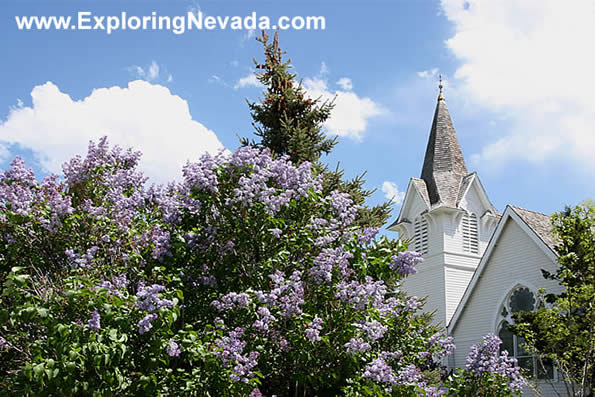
[387,87,566,395]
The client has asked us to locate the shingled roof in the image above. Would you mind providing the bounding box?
[510,206,557,252]
[420,97,468,207]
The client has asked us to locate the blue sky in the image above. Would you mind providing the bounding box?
[1,0,593,228]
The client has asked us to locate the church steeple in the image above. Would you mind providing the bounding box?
[420,79,468,207]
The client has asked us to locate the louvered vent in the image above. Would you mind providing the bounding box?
[413,217,429,254]
[462,212,479,254]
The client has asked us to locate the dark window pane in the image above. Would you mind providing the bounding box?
[517,357,535,377]
[515,335,530,356]
[510,287,536,313]
[537,358,554,380]
[499,323,514,355]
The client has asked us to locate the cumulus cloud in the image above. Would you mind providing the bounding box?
[234,72,262,89]
[382,181,406,205]
[416,68,439,79]
[304,72,384,141]
[336,77,353,91]
[441,0,595,171]
[129,60,169,83]
[0,80,225,182]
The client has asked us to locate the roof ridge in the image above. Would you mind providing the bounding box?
[509,205,550,217]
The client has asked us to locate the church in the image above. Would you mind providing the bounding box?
[386,83,566,396]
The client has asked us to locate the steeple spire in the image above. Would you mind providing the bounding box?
[420,83,468,207]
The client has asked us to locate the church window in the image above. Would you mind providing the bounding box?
[413,217,429,254]
[462,212,479,254]
[498,287,554,380]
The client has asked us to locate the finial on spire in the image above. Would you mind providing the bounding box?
[438,74,444,101]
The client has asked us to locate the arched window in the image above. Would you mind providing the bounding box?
[498,287,554,380]
[413,216,429,254]
[462,212,479,254]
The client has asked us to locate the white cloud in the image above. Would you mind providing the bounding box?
[382,181,406,205]
[441,0,595,171]
[129,60,169,83]
[240,29,256,45]
[304,76,384,141]
[234,72,262,89]
[416,68,439,79]
[336,77,353,91]
[0,80,225,182]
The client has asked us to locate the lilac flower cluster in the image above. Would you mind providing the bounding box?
[465,334,527,392]
[97,273,129,297]
[335,277,387,310]
[390,251,424,276]
[344,337,371,355]
[166,339,181,357]
[310,247,354,283]
[253,306,276,332]
[428,332,456,360]
[356,320,388,342]
[396,364,422,385]
[304,317,323,343]
[328,190,359,226]
[138,313,158,335]
[218,147,321,216]
[136,283,175,312]
[357,227,380,244]
[255,270,304,318]
[215,327,260,383]
[88,311,101,331]
[0,336,8,350]
[363,358,397,391]
[65,246,99,268]
[211,292,251,312]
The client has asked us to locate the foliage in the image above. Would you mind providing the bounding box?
[242,31,392,228]
[444,334,527,397]
[512,203,595,397]
[0,138,462,396]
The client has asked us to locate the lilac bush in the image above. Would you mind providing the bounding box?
[0,138,522,396]
[445,334,527,396]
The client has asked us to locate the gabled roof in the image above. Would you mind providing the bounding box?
[510,206,557,251]
[386,177,430,231]
[448,205,558,333]
[420,97,468,207]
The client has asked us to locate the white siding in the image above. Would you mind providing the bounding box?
[444,265,475,323]
[450,218,564,396]
[401,255,446,325]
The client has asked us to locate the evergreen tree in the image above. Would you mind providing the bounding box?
[242,31,392,228]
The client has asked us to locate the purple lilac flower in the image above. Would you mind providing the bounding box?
[270,228,282,238]
[465,334,527,392]
[88,311,101,331]
[404,296,422,312]
[363,359,397,390]
[329,190,359,226]
[428,332,456,359]
[96,273,129,297]
[390,251,424,276]
[136,283,175,312]
[249,388,262,397]
[166,339,181,357]
[304,317,323,342]
[358,227,380,244]
[211,292,251,312]
[345,338,371,355]
[215,327,260,383]
[253,306,276,332]
[256,270,304,318]
[310,247,354,284]
[356,320,388,342]
[0,336,9,350]
[335,276,387,310]
[396,364,423,386]
[138,313,158,334]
